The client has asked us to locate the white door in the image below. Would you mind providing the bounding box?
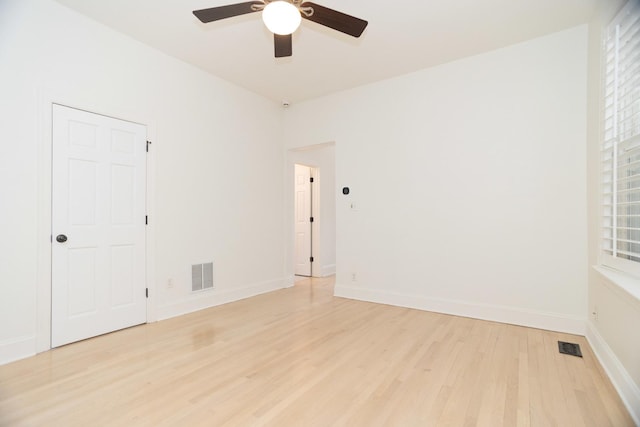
[51,104,147,347]
[294,164,312,276]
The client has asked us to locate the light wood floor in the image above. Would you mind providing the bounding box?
[0,276,634,426]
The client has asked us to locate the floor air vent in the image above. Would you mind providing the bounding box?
[192,262,214,292]
[558,341,582,357]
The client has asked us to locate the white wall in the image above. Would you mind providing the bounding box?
[586,0,640,423]
[284,26,589,334]
[287,143,337,279]
[0,0,286,364]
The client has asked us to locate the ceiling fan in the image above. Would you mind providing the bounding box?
[193,0,368,58]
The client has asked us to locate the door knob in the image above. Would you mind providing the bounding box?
[56,234,68,243]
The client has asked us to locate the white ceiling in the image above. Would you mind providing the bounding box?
[54,0,598,104]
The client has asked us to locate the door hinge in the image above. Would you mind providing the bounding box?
[146,140,152,152]
[310,177,314,183]
[310,256,314,263]
[146,288,149,298]
[310,216,314,223]
[145,215,148,225]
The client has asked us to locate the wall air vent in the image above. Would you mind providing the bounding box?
[192,262,214,292]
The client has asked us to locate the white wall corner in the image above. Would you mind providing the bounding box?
[321,264,336,277]
[0,336,36,366]
[157,277,291,321]
[333,284,586,335]
[285,274,296,287]
[585,321,640,426]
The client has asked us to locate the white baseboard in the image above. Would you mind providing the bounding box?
[334,284,586,335]
[586,321,640,426]
[157,277,291,321]
[320,264,336,277]
[0,335,36,366]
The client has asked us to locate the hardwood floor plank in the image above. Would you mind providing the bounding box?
[0,276,634,426]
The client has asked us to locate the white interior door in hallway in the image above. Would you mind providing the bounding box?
[294,164,313,276]
[51,104,147,348]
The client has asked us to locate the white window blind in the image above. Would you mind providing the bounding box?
[602,0,640,272]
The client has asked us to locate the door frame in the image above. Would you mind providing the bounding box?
[35,89,157,353]
[287,142,335,281]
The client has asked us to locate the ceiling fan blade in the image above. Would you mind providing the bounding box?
[193,2,262,23]
[300,2,368,38]
[274,33,293,58]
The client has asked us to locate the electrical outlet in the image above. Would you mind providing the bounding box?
[167,278,174,289]
[592,306,598,321]
[351,272,357,282]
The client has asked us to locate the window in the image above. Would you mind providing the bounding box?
[602,0,640,274]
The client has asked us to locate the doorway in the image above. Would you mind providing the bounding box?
[289,143,336,281]
[51,104,148,347]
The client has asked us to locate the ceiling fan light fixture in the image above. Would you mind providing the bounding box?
[262,1,301,35]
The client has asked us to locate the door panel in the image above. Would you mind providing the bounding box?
[111,245,135,307]
[67,248,98,316]
[52,104,147,347]
[69,159,98,225]
[111,164,135,224]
